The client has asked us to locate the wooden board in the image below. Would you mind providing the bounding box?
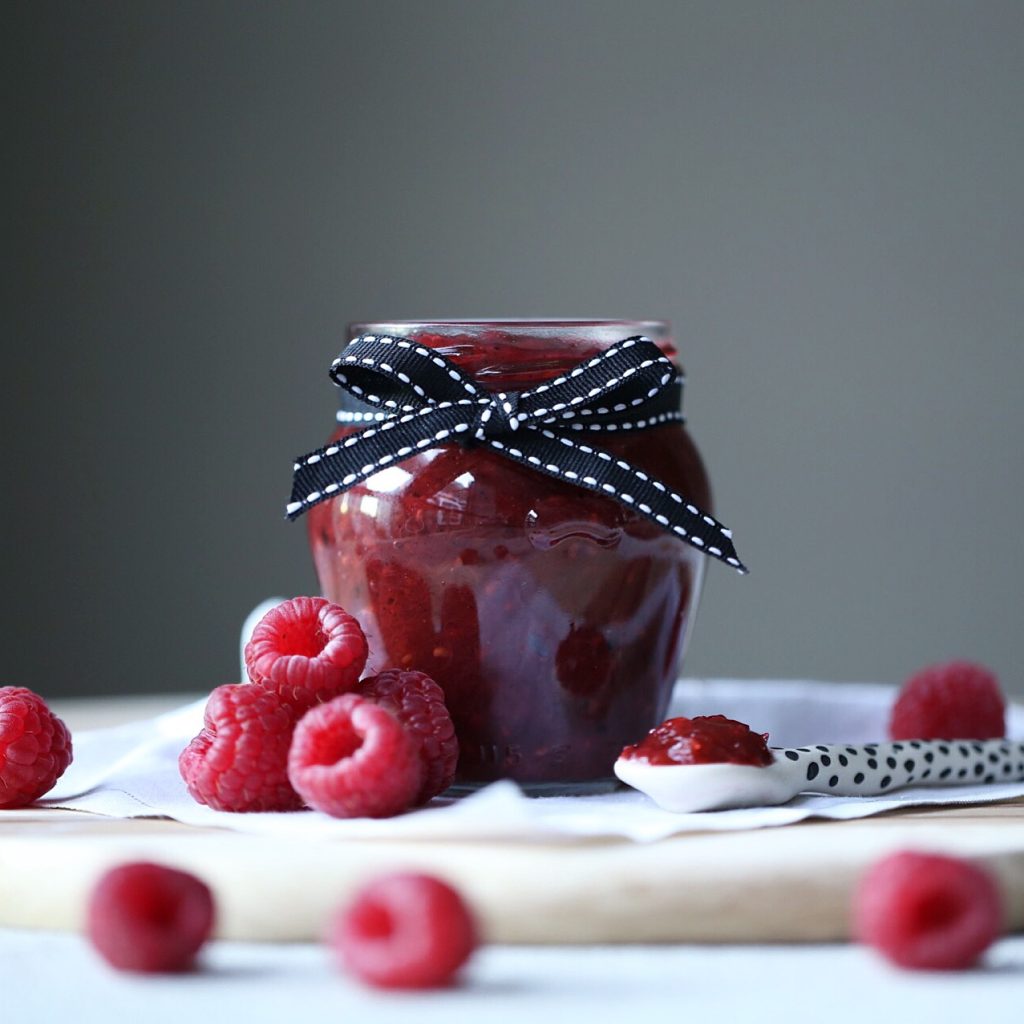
[3,696,1022,944]
[2,799,1023,944]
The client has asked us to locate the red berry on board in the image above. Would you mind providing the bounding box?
[179,684,304,812]
[0,686,72,809]
[244,596,368,708]
[889,661,1005,740]
[87,862,215,973]
[330,872,478,988]
[359,670,458,803]
[288,694,422,818]
[854,851,1003,970]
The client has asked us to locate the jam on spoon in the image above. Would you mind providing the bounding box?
[619,714,774,767]
[615,714,1024,813]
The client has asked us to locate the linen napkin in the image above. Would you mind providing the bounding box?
[44,679,1024,843]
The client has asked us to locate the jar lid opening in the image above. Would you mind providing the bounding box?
[350,319,669,341]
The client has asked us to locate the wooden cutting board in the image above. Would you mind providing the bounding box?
[2,800,1023,944]
[3,696,1022,944]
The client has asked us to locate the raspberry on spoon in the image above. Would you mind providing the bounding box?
[288,693,422,818]
[87,861,215,973]
[244,596,368,708]
[179,684,305,812]
[330,872,478,988]
[359,670,458,803]
[0,686,73,808]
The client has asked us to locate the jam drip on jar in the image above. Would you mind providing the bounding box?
[619,714,774,767]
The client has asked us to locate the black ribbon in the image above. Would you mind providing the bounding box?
[288,334,746,572]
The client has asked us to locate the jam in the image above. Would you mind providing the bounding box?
[619,714,774,767]
[307,321,712,792]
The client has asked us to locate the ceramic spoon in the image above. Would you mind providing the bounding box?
[614,738,1024,813]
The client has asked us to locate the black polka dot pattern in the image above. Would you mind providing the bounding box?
[771,739,1024,799]
[617,736,1024,813]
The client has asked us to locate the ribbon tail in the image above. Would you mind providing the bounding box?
[487,428,747,573]
[286,405,474,519]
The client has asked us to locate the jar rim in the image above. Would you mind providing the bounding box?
[350,318,669,335]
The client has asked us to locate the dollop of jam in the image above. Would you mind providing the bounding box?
[619,714,774,767]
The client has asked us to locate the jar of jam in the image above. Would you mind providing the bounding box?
[306,320,712,793]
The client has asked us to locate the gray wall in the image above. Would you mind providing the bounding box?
[6,1,1023,698]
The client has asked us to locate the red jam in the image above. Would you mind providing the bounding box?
[619,715,774,767]
[307,321,712,792]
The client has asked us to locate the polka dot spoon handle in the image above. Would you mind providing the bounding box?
[614,738,1024,813]
[777,739,1024,796]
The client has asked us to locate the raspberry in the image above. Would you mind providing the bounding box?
[244,596,368,708]
[359,670,458,803]
[330,872,477,988]
[87,862,215,972]
[889,661,1005,740]
[179,684,304,812]
[288,694,421,818]
[0,686,73,808]
[854,851,1003,970]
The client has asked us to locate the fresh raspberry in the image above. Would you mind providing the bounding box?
[87,861,215,972]
[179,684,304,812]
[288,694,421,818]
[330,872,478,988]
[854,851,1003,970]
[889,661,1005,740]
[244,596,368,708]
[359,670,458,803]
[0,686,73,808]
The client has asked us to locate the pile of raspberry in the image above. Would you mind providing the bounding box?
[178,596,459,818]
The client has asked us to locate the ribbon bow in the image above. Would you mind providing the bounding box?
[287,334,746,572]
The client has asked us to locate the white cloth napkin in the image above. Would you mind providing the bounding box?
[44,679,1024,843]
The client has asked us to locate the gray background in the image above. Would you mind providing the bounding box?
[6,1,1023,698]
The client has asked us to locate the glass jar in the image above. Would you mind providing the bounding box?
[307,320,711,793]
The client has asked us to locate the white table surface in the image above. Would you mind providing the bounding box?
[1,929,1022,1022]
